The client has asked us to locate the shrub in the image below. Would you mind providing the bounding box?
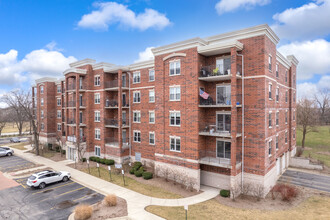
[129,168,135,174]
[133,162,142,169]
[81,158,87,162]
[103,194,117,207]
[61,150,66,155]
[139,166,145,172]
[99,159,106,164]
[105,159,114,165]
[95,157,101,163]
[142,172,153,180]
[296,147,304,157]
[220,189,230,198]
[271,183,298,201]
[74,204,93,220]
[89,156,95,161]
[134,170,143,177]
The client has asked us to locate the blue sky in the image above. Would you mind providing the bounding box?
[0,0,329,105]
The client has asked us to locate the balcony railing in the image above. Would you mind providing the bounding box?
[79,100,85,108]
[199,150,231,168]
[68,101,76,107]
[105,119,118,127]
[199,124,231,137]
[67,135,86,143]
[105,99,118,107]
[105,137,129,147]
[122,119,129,127]
[67,85,76,91]
[199,96,231,106]
[104,80,118,89]
[200,64,231,78]
[67,118,76,125]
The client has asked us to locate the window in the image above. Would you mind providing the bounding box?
[276,88,279,102]
[285,70,288,83]
[95,129,100,140]
[276,136,279,150]
[133,72,141,84]
[57,110,61,119]
[169,60,181,76]
[57,98,61,106]
[216,85,231,105]
[149,90,155,103]
[170,111,181,126]
[268,140,272,156]
[276,111,279,126]
[133,131,141,142]
[94,93,100,104]
[268,55,272,71]
[216,140,231,159]
[169,86,180,101]
[41,98,44,106]
[293,128,296,139]
[149,69,155,81]
[293,73,296,85]
[133,91,141,103]
[133,111,141,123]
[293,92,296,103]
[269,112,272,127]
[170,136,181,152]
[269,84,272,99]
[285,131,288,144]
[285,91,288,103]
[149,111,155,124]
[94,75,100,86]
[57,124,61,131]
[41,110,44,118]
[94,111,100,122]
[149,132,155,145]
[217,113,231,132]
[276,64,279,77]
[94,146,101,157]
[41,123,44,131]
[285,110,288,124]
[57,85,61,93]
[293,110,296,121]
[40,86,44,94]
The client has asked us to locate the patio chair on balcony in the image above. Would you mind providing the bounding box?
[200,67,211,77]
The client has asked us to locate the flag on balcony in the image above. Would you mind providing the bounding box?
[200,89,209,99]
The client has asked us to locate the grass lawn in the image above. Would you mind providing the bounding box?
[296,126,330,167]
[6,142,29,150]
[81,167,182,199]
[1,122,30,134]
[146,196,330,220]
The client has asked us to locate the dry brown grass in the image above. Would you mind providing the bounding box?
[74,204,93,220]
[103,194,117,207]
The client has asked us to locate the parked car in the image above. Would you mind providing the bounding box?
[10,137,21,143]
[0,147,14,157]
[27,170,71,189]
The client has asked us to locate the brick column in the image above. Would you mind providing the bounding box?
[230,47,238,176]
[65,77,68,141]
[75,75,80,143]
[118,70,123,152]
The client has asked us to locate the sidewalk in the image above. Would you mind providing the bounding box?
[14,148,219,220]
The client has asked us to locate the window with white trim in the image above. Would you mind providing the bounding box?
[285,70,288,83]
[95,129,101,140]
[57,98,61,106]
[94,111,100,122]
[149,111,155,124]
[269,84,272,99]
[285,131,288,144]
[268,55,272,71]
[94,93,100,104]
[133,91,141,103]
[276,87,279,102]
[57,124,61,131]
[149,69,155,81]
[285,91,288,103]
[268,140,272,156]
[276,136,279,150]
[149,132,155,145]
[269,112,272,127]
[293,110,296,121]
[149,90,155,103]
[170,136,180,152]
[170,111,180,126]
[276,111,279,126]
[170,60,181,75]
[293,128,296,139]
[94,75,100,86]
[41,123,44,131]
[41,98,44,106]
[133,72,141,84]
[94,146,101,157]
[276,64,279,77]
[293,92,296,103]
[169,86,180,101]
[40,86,44,94]
[133,131,141,142]
[57,110,61,119]
[41,110,44,118]
[285,110,288,124]
[57,85,61,93]
[133,111,141,123]
[216,140,231,159]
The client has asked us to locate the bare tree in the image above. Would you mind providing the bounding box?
[314,88,330,125]
[0,109,7,136]
[56,133,65,157]
[297,98,318,148]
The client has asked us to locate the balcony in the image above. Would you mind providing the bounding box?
[79,100,86,109]
[67,85,76,92]
[199,96,232,108]
[79,85,86,92]
[105,119,118,128]
[199,64,242,82]
[105,99,118,108]
[67,118,76,126]
[199,150,231,168]
[105,137,129,148]
[104,80,119,91]
[67,135,86,143]
[68,101,76,108]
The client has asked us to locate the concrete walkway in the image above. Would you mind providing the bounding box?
[13,148,219,220]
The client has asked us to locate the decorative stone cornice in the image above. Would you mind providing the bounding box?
[276,51,291,69]
[163,53,186,61]
[63,68,87,75]
[69,58,96,68]
[287,55,299,66]
[35,77,57,84]
[129,59,154,71]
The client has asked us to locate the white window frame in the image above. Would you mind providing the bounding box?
[94,111,100,122]
[149,69,155,81]
[41,110,44,119]
[94,75,101,86]
[268,111,272,128]
[57,85,61,93]
[169,111,181,126]
[268,55,272,71]
[149,89,155,103]
[170,136,181,152]
[169,60,181,76]
[149,111,155,124]
[169,85,181,101]
[133,111,141,123]
[40,86,44,94]
[268,83,272,100]
[94,93,100,104]
[133,130,141,143]
[149,132,155,145]
[276,111,279,126]
[133,91,141,103]
[133,71,141,84]
[57,98,61,106]
[41,98,44,106]
[57,123,62,131]
[57,110,61,119]
[94,146,101,157]
[276,87,279,102]
[95,129,101,140]
[268,140,272,156]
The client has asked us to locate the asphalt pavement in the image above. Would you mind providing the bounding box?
[0,156,35,172]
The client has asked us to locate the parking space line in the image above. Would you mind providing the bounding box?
[47,186,85,200]
[32,181,75,195]
[73,194,90,202]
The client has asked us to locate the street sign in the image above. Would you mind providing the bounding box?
[108,166,111,171]
[97,163,99,167]
[184,205,188,210]
[87,159,89,164]
[115,163,122,169]
[121,170,124,175]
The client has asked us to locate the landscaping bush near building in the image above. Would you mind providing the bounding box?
[134,170,143,177]
[270,183,298,201]
[81,158,87,162]
[88,157,114,165]
[74,204,93,220]
[296,147,304,157]
[220,189,230,198]
[103,194,117,207]
[142,172,153,180]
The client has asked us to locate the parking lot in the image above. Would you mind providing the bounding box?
[0,155,35,172]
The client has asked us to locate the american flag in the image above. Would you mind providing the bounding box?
[200,89,209,100]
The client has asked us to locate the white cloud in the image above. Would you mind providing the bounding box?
[78,2,171,31]
[0,50,27,85]
[272,0,330,40]
[278,39,330,80]
[215,0,270,14]
[297,74,330,99]
[134,47,154,63]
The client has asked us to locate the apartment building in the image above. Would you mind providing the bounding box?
[33,24,298,194]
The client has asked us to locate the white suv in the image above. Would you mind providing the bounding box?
[27,170,71,189]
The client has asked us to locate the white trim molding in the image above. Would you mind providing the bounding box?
[163,53,186,61]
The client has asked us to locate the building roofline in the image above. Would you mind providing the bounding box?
[35,77,57,84]
[129,59,154,71]
[69,58,96,68]
[276,51,291,69]
[287,55,299,66]
[63,68,87,75]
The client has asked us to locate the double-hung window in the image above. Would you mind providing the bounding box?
[149,111,155,124]
[95,146,101,157]
[94,76,100,86]
[293,128,296,139]
[94,93,100,104]
[170,136,180,152]
[57,85,61,93]
[133,131,141,142]
[285,110,288,124]
[133,91,141,103]
[285,70,288,83]
[170,111,180,126]
[169,60,180,75]
[40,86,44,94]
[133,72,141,84]
[95,129,101,140]
[57,98,61,106]
[268,55,272,71]
[217,113,231,132]
[41,123,44,131]
[268,140,272,156]
[276,88,279,102]
[276,111,279,126]
[276,64,279,77]
[285,91,288,103]
[57,124,61,131]
[149,69,155,81]
[293,110,296,121]
[41,110,44,118]
[133,111,141,123]
[269,84,272,99]
[276,136,279,150]
[149,132,155,145]
[41,98,44,106]
[57,110,61,119]
[94,111,100,122]
[149,90,155,103]
[169,86,180,101]
[269,112,272,127]
[217,140,231,159]
[285,131,288,144]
